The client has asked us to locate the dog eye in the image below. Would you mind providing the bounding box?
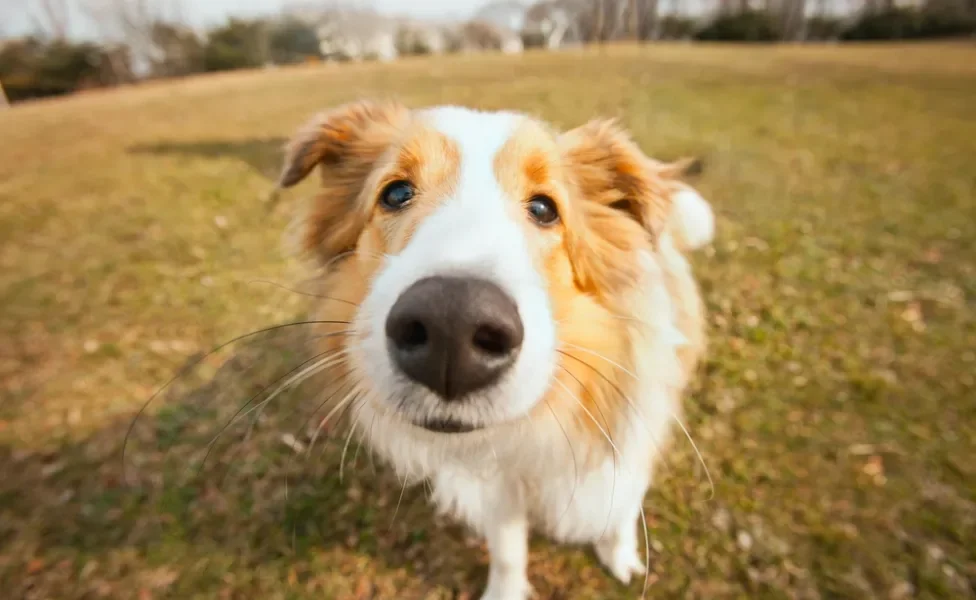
[527,195,559,226]
[380,180,415,211]
[609,199,632,213]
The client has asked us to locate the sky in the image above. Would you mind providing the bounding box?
[1,0,506,40]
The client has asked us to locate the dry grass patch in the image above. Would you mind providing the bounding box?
[1,42,975,599]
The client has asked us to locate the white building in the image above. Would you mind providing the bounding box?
[316,10,399,62]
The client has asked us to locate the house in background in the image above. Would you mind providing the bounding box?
[396,20,452,55]
[453,20,525,53]
[523,1,585,48]
[315,9,399,62]
[470,1,528,53]
[310,3,528,62]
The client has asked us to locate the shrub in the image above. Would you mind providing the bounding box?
[0,38,132,102]
[398,24,448,56]
[269,19,321,65]
[696,11,780,42]
[657,16,698,40]
[841,8,922,40]
[149,23,206,77]
[521,29,548,48]
[202,19,269,72]
[805,17,846,41]
[919,8,976,37]
[457,21,508,51]
[841,8,974,40]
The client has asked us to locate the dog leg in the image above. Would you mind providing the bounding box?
[429,468,532,599]
[593,493,646,585]
[480,497,532,600]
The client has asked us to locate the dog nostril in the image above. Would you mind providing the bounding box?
[385,276,524,400]
[472,324,512,356]
[397,320,428,349]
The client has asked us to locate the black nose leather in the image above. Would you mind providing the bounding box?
[385,276,524,401]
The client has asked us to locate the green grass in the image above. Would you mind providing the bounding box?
[1,42,975,599]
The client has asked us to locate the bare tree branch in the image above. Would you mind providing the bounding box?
[80,0,186,65]
[33,0,73,39]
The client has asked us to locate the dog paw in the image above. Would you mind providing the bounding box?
[479,573,533,600]
[594,537,646,585]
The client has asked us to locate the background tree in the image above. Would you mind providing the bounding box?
[268,19,321,65]
[32,0,74,40]
[202,19,271,72]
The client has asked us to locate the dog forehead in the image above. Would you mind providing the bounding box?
[418,106,526,173]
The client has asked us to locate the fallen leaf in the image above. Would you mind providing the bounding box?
[849,444,875,456]
[863,455,887,484]
[280,433,306,454]
[900,302,925,331]
[736,530,753,551]
[354,576,372,598]
[27,558,45,574]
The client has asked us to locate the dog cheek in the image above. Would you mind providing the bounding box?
[567,222,644,301]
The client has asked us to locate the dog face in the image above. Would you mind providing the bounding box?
[277,100,696,445]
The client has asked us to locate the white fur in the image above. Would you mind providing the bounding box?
[347,107,697,599]
[354,106,558,434]
[670,185,715,251]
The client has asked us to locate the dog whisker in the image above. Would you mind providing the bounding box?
[246,279,359,306]
[556,349,675,479]
[222,355,352,491]
[551,375,619,543]
[240,331,355,442]
[552,374,620,459]
[389,471,411,534]
[261,102,717,596]
[556,366,620,540]
[542,396,580,531]
[321,248,382,272]
[238,351,350,433]
[196,349,332,476]
[604,312,651,327]
[352,412,375,471]
[560,342,638,379]
[666,413,715,501]
[639,500,651,599]
[556,350,673,479]
[278,370,359,513]
[366,414,378,476]
[339,393,372,483]
[123,319,352,483]
[557,347,714,500]
[197,336,354,472]
[302,373,360,459]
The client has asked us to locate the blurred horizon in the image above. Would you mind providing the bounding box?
[0,0,497,42]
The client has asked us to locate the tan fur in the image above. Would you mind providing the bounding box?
[277,101,707,467]
[277,100,411,261]
[658,231,708,380]
[552,119,707,455]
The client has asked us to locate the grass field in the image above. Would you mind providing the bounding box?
[1,42,975,599]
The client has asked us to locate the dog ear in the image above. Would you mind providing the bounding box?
[277,99,409,189]
[560,118,696,239]
[560,118,705,295]
[273,100,409,262]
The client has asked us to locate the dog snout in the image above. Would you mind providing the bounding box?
[385,276,524,401]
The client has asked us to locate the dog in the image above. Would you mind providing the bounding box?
[273,100,715,599]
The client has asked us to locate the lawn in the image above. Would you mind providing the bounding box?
[1,42,975,599]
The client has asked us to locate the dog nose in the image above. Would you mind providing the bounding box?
[385,276,524,401]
